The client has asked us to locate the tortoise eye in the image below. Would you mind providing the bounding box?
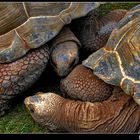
[95,31,99,36]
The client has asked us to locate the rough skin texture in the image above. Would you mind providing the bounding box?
[25,89,140,133]
[60,65,113,102]
[70,9,127,53]
[0,45,49,116]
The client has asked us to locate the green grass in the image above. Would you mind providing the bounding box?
[0,84,60,134]
[97,2,140,16]
[1,2,140,134]
[0,104,44,134]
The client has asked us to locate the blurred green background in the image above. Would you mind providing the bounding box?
[0,2,140,134]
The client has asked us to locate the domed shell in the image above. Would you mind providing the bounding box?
[0,2,103,63]
[83,5,140,105]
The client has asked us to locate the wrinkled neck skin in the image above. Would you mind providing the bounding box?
[56,94,140,133]
[43,99,68,132]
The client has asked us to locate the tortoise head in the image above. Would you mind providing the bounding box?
[24,92,64,131]
[50,41,79,77]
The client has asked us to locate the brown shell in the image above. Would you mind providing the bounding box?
[0,2,103,63]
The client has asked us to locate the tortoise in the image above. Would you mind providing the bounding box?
[24,4,140,133]
[82,4,140,105]
[24,72,140,133]
[0,2,103,116]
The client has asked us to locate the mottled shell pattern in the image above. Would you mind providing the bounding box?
[0,2,103,63]
[83,5,140,105]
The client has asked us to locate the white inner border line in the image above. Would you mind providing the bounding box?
[22,2,29,18]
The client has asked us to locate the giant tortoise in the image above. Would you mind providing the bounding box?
[24,4,140,134]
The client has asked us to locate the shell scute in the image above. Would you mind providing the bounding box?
[25,3,70,17]
[115,23,140,80]
[0,3,28,35]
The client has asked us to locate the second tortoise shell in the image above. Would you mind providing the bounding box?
[83,5,140,105]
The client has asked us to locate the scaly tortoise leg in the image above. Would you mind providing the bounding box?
[0,45,49,116]
[60,64,113,102]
